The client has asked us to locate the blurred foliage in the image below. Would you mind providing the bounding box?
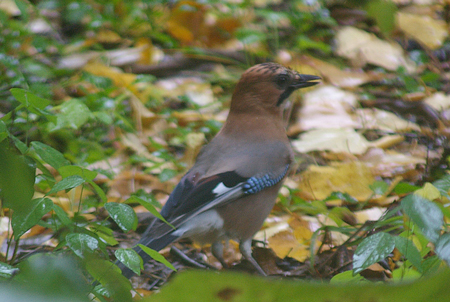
[0,0,449,301]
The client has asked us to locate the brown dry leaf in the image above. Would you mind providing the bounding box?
[354,208,385,224]
[171,111,218,125]
[296,85,359,131]
[298,55,384,88]
[298,162,375,201]
[361,148,426,178]
[206,17,242,47]
[121,133,175,172]
[356,108,421,132]
[135,37,164,65]
[166,1,205,45]
[396,12,448,50]
[83,62,136,88]
[268,230,310,262]
[135,288,153,298]
[127,91,158,132]
[254,216,290,242]
[0,217,10,248]
[20,225,48,239]
[292,128,371,155]
[361,263,391,280]
[156,77,215,107]
[424,92,450,112]
[58,47,146,69]
[166,1,241,47]
[0,0,20,16]
[94,29,122,44]
[108,170,172,198]
[292,223,313,243]
[335,26,416,72]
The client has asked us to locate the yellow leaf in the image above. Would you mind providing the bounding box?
[83,62,136,89]
[414,182,441,201]
[298,162,375,201]
[397,12,448,50]
[268,230,309,262]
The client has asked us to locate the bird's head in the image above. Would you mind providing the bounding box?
[230,63,320,114]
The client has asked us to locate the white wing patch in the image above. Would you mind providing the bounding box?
[212,182,229,195]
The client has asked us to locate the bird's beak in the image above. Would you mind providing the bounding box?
[291,74,321,89]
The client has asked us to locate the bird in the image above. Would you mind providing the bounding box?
[118,62,320,277]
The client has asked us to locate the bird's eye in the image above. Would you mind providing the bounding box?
[276,74,289,88]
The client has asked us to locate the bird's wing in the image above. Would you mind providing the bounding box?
[139,163,290,243]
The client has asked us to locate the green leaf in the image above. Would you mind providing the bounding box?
[394,236,423,272]
[369,181,389,195]
[115,248,143,275]
[0,121,7,143]
[11,198,53,239]
[392,266,422,281]
[353,232,395,274]
[401,194,443,243]
[94,111,113,125]
[394,182,420,195]
[435,233,450,265]
[142,269,450,302]
[138,244,176,271]
[0,145,35,212]
[86,259,132,302]
[330,270,366,283]
[66,233,99,258]
[324,191,358,204]
[51,99,92,130]
[95,228,118,246]
[13,253,89,300]
[104,202,138,232]
[127,196,174,229]
[9,134,28,154]
[433,175,450,198]
[10,88,50,110]
[31,141,70,170]
[365,0,397,36]
[422,255,441,276]
[235,28,266,44]
[59,165,97,181]
[47,175,85,195]
[52,204,72,226]
[0,262,19,279]
[87,180,107,202]
[159,168,177,182]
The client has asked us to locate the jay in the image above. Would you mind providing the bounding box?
[119,63,320,277]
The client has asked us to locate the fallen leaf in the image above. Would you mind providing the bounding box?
[335,26,415,72]
[424,92,450,112]
[0,0,20,16]
[415,182,441,201]
[292,128,371,155]
[356,108,421,132]
[296,85,359,131]
[354,207,385,224]
[298,162,375,201]
[268,230,310,262]
[396,12,448,50]
[299,55,384,88]
[361,148,426,178]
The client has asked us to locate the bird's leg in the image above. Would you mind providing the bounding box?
[170,246,208,269]
[239,239,267,276]
[211,241,229,269]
